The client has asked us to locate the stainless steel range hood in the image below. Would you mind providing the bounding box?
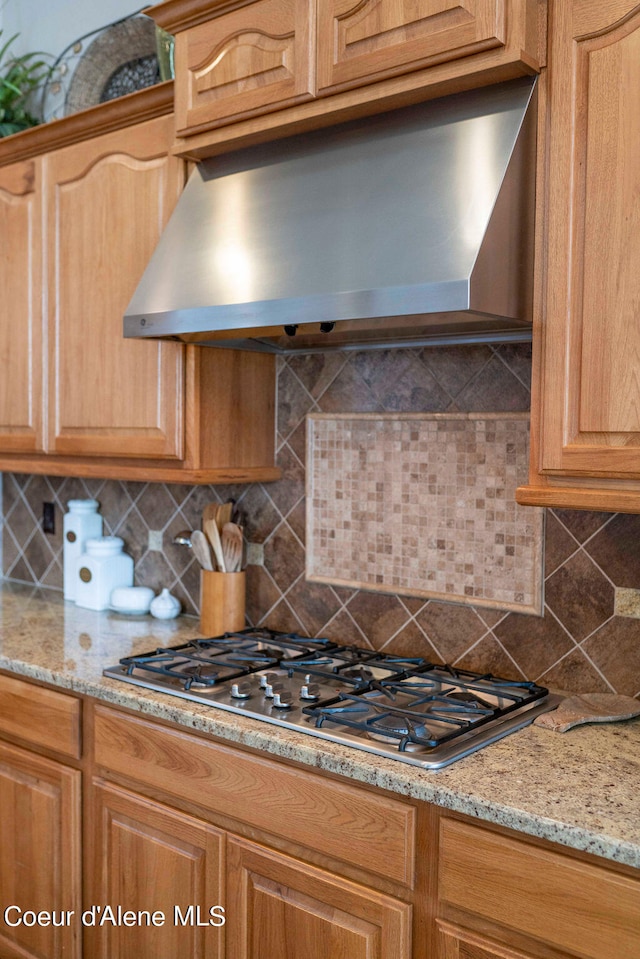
[124,78,537,354]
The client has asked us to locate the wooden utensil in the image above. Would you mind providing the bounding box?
[203,500,234,534]
[204,518,226,572]
[533,693,640,732]
[203,502,219,527]
[221,522,243,573]
[190,530,214,571]
[213,500,234,533]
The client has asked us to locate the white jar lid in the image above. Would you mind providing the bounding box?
[67,498,99,511]
[85,536,124,554]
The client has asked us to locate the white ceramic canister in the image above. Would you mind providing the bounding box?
[75,536,134,611]
[63,499,103,602]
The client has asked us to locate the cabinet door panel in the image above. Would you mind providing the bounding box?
[437,921,538,958]
[226,837,411,959]
[46,114,185,459]
[0,159,44,453]
[89,781,225,959]
[0,740,81,959]
[540,1,640,477]
[317,0,506,94]
[438,818,640,959]
[175,0,313,134]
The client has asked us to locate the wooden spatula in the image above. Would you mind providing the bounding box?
[203,502,219,527]
[215,501,234,532]
[204,518,226,572]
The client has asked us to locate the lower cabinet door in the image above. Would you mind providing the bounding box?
[0,740,81,959]
[437,922,539,959]
[89,781,225,959]
[226,836,412,959]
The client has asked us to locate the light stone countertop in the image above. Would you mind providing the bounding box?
[0,582,638,870]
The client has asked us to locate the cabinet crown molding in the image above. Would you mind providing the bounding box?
[0,82,174,167]
[146,0,257,33]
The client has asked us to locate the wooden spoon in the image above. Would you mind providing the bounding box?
[190,530,214,571]
[217,500,234,529]
[204,518,226,572]
[221,522,243,573]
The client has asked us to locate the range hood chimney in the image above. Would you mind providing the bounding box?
[125,78,537,354]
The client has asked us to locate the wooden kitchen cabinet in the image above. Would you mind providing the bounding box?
[174,0,314,135]
[436,815,640,959]
[0,157,43,454]
[316,0,521,96]
[45,112,184,461]
[226,836,412,959]
[91,703,423,958]
[0,83,278,483]
[437,925,537,959]
[0,676,82,959]
[88,781,225,959]
[1,669,639,959]
[149,0,543,159]
[517,0,640,513]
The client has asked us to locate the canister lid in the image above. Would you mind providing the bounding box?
[85,536,124,554]
[67,498,100,512]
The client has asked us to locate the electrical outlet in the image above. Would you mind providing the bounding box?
[42,502,55,535]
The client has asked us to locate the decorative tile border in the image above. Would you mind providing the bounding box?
[307,413,544,614]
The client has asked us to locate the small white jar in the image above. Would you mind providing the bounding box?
[63,499,103,602]
[75,537,134,611]
[150,588,181,620]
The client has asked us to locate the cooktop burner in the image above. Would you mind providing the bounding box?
[104,628,559,769]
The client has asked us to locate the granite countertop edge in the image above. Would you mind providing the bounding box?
[1,649,639,871]
[0,581,638,872]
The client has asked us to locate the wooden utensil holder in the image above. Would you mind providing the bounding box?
[200,570,246,636]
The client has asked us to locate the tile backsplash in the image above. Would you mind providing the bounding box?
[2,343,640,697]
[307,413,543,613]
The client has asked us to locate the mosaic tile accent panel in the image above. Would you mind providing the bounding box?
[307,413,543,614]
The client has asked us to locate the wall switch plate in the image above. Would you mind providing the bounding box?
[42,502,55,535]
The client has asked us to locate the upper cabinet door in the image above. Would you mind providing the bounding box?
[46,115,185,459]
[538,0,640,480]
[174,0,314,135]
[0,159,44,454]
[316,0,507,95]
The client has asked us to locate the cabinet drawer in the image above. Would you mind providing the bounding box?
[0,672,81,759]
[439,818,640,959]
[316,0,508,96]
[174,0,314,135]
[93,705,416,887]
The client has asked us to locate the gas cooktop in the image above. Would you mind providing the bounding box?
[103,627,559,770]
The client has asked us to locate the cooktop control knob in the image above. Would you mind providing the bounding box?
[263,680,284,698]
[230,681,252,699]
[260,672,278,689]
[272,691,293,709]
[300,682,321,701]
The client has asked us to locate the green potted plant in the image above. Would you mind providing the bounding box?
[0,31,53,137]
